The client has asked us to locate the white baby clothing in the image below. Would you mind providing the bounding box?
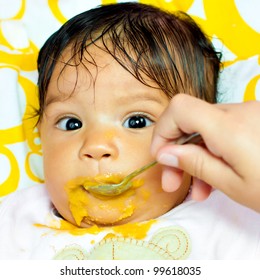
[0,184,259,259]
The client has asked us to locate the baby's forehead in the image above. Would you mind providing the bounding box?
[46,45,107,86]
[45,54,168,109]
[49,43,151,86]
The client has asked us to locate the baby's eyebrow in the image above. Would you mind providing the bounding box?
[45,95,67,107]
[43,90,166,110]
[117,91,166,104]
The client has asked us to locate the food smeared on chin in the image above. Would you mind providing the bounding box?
[65,174,144,227]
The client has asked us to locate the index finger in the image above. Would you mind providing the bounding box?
[150,94,225,156]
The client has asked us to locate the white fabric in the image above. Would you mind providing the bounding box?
[0,184,259,260]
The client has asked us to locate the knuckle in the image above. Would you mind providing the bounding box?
[191,154,205,180]
[170,93,187,110]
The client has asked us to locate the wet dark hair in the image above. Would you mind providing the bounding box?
[37,2,222,120]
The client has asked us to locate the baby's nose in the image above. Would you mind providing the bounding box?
[80,141,119,161]
[84,147,112,160]
[80,126,119,161]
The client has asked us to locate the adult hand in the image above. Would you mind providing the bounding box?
[151,94,260,212]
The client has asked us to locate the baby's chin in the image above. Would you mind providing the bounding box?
[78,199,136,227]
[66,183,138,227]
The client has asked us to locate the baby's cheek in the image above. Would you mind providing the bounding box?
[44,176,74,223]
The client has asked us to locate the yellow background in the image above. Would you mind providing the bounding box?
[0,0,260,198]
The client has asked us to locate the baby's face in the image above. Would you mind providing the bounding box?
[39,46,190,227]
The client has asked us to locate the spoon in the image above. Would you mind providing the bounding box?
[83,132,203,196]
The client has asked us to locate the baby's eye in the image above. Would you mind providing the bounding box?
[56,117,82,131]
[123,115,153,129]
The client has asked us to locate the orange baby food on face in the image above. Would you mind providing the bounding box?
[105,130,116,140]
[65,175,144,227]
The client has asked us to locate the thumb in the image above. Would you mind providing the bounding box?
[156,143,238,192]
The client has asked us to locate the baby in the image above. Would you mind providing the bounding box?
[36,2,219,229]
[2,3,259,260]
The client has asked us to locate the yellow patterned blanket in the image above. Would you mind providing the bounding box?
[0,0,260,198]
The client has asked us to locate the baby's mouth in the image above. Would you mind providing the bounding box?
[71,173,144,197]
[80,160,156,197]
[82,173,124,187]
[82,173,129,197]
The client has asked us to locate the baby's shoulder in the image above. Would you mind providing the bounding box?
[0,184,50,220]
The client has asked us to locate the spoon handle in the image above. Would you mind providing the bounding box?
[175,132,203,145]
[128,132,203,179]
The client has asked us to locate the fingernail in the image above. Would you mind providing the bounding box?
[158,153,179,167]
